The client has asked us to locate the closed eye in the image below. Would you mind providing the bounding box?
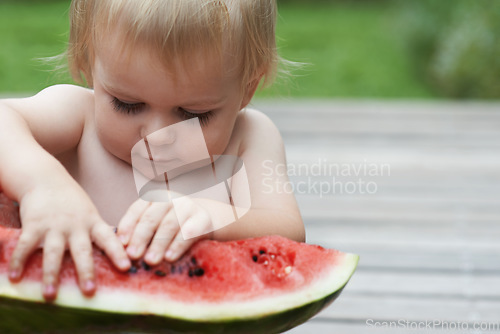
[111,97,145,115]
[180,109,214,126]
[111,97,214,125]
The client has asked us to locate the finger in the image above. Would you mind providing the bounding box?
[9,230,43,282]
[144,208,178,265]
[91,222,131,271]
[127,202,170,259]
[117,199,150,246]
[165,215,210,262]
[41,231,66,301]
[68,233,95,296]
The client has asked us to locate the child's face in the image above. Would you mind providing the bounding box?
[91,36,255,167]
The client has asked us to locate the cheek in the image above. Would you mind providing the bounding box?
[94,104,137,162]
[203,116,237,156]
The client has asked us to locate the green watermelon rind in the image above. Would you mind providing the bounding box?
[0,284,344,334]
[0,253,358,333]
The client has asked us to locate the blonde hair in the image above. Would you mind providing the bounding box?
[67,0,279,89]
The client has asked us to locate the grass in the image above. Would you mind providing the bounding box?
[0,1,73,93]
[0,1,435,99]
[259,2,435,98]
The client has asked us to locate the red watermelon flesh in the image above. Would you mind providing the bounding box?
[0,193,20,228]
[0,194,358,333]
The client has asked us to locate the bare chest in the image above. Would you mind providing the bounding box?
[57,129,138,226]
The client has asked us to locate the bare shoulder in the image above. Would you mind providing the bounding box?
[2,84,94,154]
[234,107,285,156]
[4,84,93,119]
[29,84,93,111]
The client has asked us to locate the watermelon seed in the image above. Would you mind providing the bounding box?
[141,260,151,271]
[252,255,258,262]
[128,266,138,274]
[191,256,197,265]
[259,249,266,255]
[194,267,204,277]
[170,265,176,274]
[154,270,166,277]
[284,266,292,275]
[188,269,194,277]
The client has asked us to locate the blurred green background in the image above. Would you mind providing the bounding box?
[0,0,499,99]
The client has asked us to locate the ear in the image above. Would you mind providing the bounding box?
[239,75,263,110]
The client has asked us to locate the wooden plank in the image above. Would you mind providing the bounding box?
[289,295,500,332]
[296,196,500,223]
[304,223,500,254]
[253,100,500,136]
[281,136,500,151]
[288,316,500,334]
[345,271,500,298]
[287,318,442,334]
[283,148,500,165]
[304,242,500,273]
[288,298,500,333]
[318,294,500,322]
[287,177,500,198]
[304,221,500,281]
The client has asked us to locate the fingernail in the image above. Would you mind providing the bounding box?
[119,235,128,245]
[84,280,95,292]
[146,252,157,263]
[165,250,175,261]
[120,259,131,269]
[127,246,136,257]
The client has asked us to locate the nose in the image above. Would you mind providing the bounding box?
[141,113,176,145]
[146,127,176,146]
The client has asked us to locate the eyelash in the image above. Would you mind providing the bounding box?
[111,97,214,126]
[181,109,214,127]
[111,98,143,115]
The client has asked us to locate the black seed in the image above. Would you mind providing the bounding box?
[141,260,151,271]
[170,265,176,274]
[188,269,194,277]
[194,268,204,277]
[154,270,166,277]
[252,255,258,262]
[191,256,197,265]
[128,266,138,274]
[259,249,266,255]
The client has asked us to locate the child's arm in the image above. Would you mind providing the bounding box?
[0,85,130,300]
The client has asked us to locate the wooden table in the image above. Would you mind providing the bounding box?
[254,99,500,333]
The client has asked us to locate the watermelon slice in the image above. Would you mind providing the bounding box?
[0,195,358,333]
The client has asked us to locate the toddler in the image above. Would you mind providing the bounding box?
[0,0,304,301]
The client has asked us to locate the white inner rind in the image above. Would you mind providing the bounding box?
[0,253,359,321]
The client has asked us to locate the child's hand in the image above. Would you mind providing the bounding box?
[117,197,213,265]
[8,184,131,300]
